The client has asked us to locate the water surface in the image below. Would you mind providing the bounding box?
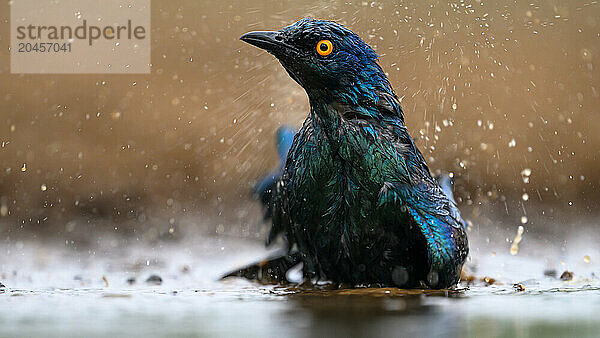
[2,232,599,337]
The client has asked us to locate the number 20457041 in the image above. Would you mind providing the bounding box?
[17,42,72,53]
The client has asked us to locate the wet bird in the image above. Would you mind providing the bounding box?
[233,18,468,288]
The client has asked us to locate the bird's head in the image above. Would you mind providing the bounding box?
[241,18,393,105]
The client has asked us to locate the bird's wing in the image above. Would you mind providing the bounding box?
[252,171,279,219]
[339,112,467,284]
[377,178,467,285]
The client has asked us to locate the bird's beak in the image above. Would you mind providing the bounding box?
[240,31,292,55]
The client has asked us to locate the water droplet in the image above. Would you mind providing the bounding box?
[510,225,524,255]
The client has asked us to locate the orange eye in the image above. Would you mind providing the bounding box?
[316,40,333,56]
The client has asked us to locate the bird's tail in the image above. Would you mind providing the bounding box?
[220,251,302,284]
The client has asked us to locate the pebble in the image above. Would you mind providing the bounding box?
[126,277,136,285]
[543,269,557,278]
[513,283,525,292]
[560,270,574,281]
[481,276,496,286]
[146,275,163,285]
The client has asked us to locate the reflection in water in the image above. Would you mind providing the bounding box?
[287,292,455,337]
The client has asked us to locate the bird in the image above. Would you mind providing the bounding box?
[233,18,468,289]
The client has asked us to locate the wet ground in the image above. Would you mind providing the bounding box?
[1,229,599,337]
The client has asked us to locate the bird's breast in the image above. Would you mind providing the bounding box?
[286,129,385,249]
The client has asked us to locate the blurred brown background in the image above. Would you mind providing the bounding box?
[0,0,598,238]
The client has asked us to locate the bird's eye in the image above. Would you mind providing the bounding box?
[316,40,333,56]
